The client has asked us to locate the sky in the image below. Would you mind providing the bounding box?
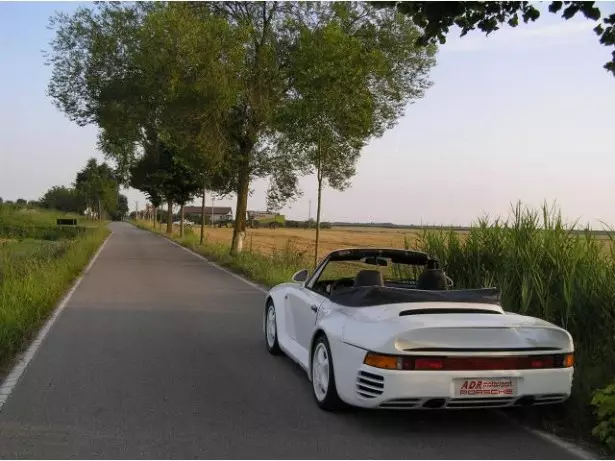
[1,1,614,228]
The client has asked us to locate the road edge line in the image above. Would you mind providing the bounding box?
[0,232,113,412]
[497,411,598,460]
[163,236,269,294]
[135,224,600,460]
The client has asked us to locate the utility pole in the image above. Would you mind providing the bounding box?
[136,201,139,219]
[308,200,312,227]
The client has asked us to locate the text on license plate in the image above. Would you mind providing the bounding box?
[454,378,517,397]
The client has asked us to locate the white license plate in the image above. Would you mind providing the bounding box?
[454,378,518,398]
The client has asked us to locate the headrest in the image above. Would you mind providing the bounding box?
[354,269,384,287]
[417,269,448,291]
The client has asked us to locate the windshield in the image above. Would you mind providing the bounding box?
[318,258,424,287]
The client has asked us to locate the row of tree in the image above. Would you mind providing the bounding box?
[45,1,436,263]
[39,158,129,220]
[45,1,614,264]
[0,198,41,208]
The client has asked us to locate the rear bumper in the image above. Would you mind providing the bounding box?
[333,344,573,410]
[356,366,572,409]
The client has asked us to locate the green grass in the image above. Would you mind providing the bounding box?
[0,205,94,240]
[0,206,110,374]
[135,208,615,452]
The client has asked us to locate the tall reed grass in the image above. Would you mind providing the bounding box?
[414,202,615,438]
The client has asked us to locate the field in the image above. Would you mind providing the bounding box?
[0,205,109,374]
[174,224,458,259]
[138,204,615,453]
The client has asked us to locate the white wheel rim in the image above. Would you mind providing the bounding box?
[266,305,276,348]
[312,343,330,401]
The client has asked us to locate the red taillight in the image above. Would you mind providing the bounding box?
[530,356,555,368]
[414,358,444,370]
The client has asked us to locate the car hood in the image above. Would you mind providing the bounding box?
[340,302,573,354]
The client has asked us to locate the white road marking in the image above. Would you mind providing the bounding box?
[141,225,599,460]
[498,412,597,460]
[162,236,268,294]
[0,232,112,412]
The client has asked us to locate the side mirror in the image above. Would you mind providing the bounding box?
[292,269,309,283]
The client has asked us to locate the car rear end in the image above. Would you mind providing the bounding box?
[336,310,574,410]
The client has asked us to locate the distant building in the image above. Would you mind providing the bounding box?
[182,206,233,223]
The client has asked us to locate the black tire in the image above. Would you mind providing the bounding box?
[311,335,344,411]
[264,301,281,355]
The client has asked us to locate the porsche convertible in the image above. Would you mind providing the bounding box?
[263,248,574,411]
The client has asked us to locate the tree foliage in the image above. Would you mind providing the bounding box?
[74,158,119,220]
[373,1,615,76]
[277,2,436,265]
[40,186,83,213]
[130,142,202,233]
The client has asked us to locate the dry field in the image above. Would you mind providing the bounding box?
[192,225,458,259]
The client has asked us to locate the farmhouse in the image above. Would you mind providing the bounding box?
[182,206,233,223]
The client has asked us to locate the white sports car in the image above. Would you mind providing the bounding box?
[263,248,574,411]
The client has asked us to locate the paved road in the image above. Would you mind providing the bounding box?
[0,223,581,459]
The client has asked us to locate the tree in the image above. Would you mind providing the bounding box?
[15,199,27,207]
[74,158,119,220]
[116,194,129,220]
[130,142,201,234]
[373,1,615,76]
[40,186,83,213]
[277,3,436,267]
[47,2,244,239]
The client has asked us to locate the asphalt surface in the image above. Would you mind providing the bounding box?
[0,222,582,459]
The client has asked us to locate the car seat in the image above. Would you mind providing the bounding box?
[417,268,448,291]
[354,270,384,287]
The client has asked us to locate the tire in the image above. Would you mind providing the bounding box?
[264,301,281,355]
[311,335,344,411]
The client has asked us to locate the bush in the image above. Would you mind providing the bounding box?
[591,383,615,451]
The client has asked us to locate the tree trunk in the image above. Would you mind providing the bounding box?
[314,154,324,269]
[230,151,252,256]
[180,204,185,238]
[231,166,250,255]
[166,198,173,234]
[200,186,206,245]
[98,199,102,222]
[153,206,157,227]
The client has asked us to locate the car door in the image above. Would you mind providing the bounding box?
[286,287,326,353]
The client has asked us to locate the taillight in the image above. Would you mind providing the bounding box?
[414,358,444,370]
[363,352,575,371]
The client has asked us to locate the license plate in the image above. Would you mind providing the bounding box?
[454,378,518,398]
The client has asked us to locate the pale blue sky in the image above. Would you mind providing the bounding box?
[1,2,614,227]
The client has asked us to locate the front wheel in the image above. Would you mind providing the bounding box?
[311,335,344,411]
[264,301,281,355]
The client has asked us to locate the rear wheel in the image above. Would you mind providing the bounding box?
[264,301,281,355]
[311,335,344,411]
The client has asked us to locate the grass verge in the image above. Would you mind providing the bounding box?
[135,221,305,288]
[0,224,110,375]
